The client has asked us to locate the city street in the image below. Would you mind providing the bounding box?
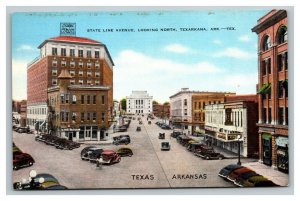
[12,116,236,189]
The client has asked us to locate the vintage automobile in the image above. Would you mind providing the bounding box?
[139,121,143,125]
[100,150,121,164]
[234,171,260,187]
[81,147,103,162]
[80,146,95,157]
[117,147,133,157]
[158,133,165,139]
[113,136,130,145]
[194,147,224,160]
[160,124,171,130]
[254,180,279,187]
[186,142,205,152]
[227,167,254,182]
[218,164,243,179]
[177,135,192,146]
[161,142,171,151]
[148,121,151,125]
[13,152,35,170]
[171,129,183,138]
[136,126,141,131]
[237,175,270,187]
[115,125,127,132]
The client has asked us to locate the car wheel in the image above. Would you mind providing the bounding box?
[117,158,121,162]
[205,155,210,160]
[129,154,133,157]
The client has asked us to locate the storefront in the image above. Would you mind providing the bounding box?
[262,133,272,166]
[276,136,289,173]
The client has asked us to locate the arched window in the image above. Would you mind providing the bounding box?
[277,26,287,44]
[262,35,271,51]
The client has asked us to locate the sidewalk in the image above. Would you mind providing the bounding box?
[243,162,289,186]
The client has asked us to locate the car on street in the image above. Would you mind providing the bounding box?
[113,136,130,145]
[158,133,165,139]
[81,147,103,162]
[136,126,141,131]
[171,129,183,138]
[117,147,133,157]
[148,121,151,125]
[176,135,192,146]
[194,147,224,160]
[160,124,171,130]
[236,175,269,187]
[100,150,121,164]
[161,142,171,151]
[233,171,260,187]
[227,167,254,182]
[13,152,35,170]
[218,164,243,179]
[186,142,205,152]
[115,125,127,132]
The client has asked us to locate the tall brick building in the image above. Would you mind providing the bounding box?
[27,36,114,141]
[252,10,288,173]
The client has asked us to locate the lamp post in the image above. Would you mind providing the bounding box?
[237,134,242,165]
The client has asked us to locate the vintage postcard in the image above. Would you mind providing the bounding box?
[11,9,289,190]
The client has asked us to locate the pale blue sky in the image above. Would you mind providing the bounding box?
[12,10,269,102]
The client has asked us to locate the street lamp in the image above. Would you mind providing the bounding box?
[237,134,242,165]
[15,170,45,190]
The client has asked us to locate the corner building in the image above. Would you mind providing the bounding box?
[27,36,114,141]
[252,10,288,173]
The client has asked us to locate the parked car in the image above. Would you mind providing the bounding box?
[136,126,141,131]
[227,167,254,182]
[81,147,103,162]
[237,175,269,187]
[139,121,143,125]
[16,127,29,133]
[158,133,165,139]
[218,164,243,179]
[148,121,151,125]
[13,152,35,170]
[80,146,96,157]
[177,135,192,146]
[113,136,130,145]
[186,142,205,152]
[100,150,121,164]
[161,142,171,151]
[115,125,127,132]
[171,129,183,138]
[161,124,171,130]
[234,171,261,187]
[195,147,224,160]
[117,148,133,157]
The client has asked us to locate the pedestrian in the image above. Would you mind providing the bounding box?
[96,157,103,169]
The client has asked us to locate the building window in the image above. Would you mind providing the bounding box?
[184,99,187,106]
[72,112,76,121]
[184,109,187,116]
[87,95,91,104]
[81,95,85,104]
[87,112,91,121]
[78,50,83,57]
[52,70,57,76]
[277,54,283,72]
[278,107,284,125]
[268,108,272,124]
[101,95,105,104]
[60,111,65,121]
[279,81,284,98]
[87,71,92,78]
[261,60,266,76]
[87,80,92,85]
[285,52,288,70]
[79,79,83,85]
[70,61,75,68]
[262,108,267,123]
[65,94,69,104]
[52,79,57,85]
[61,48,66,56]
[95,51,100,58]
[72,95,77,104]
[267,58,271,74]
[70,70,75,76]
[87,63,92,69]
[70,49,75,57]
[52,47,57,55]
[52,60,57,67]
[66,112,69,122]
[95,72,100,78]
[240,111,243,127]
[60,93,65,104]
[93,112,97,121]
[95,63,100,69]
[81,112,84,121]
[277,26,287,44]
[87,50,92,58]
[262,35,271,51]
[225,108,233,125]
[78,62,83,68]
[93,95,96,104]
[61,61,66,67]
[95,80,100,85]
[101,112,105,122]
[79,70,83,77]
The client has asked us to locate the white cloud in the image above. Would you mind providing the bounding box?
[17,44,38,52]
[12,60,28,100]
[163,43,190,53]
[213,39,222,45]
[238,35,251,42]
[213,47,256,59]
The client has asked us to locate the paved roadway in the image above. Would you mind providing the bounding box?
[12,116,236,189]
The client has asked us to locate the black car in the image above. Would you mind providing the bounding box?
[13,152,35,170]
[161,142,171,151]
[195,148,224,160]
[158,133,165,139]
[117,148,133,157]
[161,124,171,130]
[234,171,260,187]
[113,136,130,145]
[186,142,205,152]
[171,129,183,138]
[136,126,141,131]
[218,164,243,179]
[81,147,103,162]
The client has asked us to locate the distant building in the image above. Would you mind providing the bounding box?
[252,10,288,173]
[153,103,170,119]
[126,91,153,114]
[169,88,235,134]
[205,95,258,157]
[20,100,27,127]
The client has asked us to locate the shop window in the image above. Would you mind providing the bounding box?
[79,127,84,139]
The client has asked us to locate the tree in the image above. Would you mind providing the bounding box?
[120,98,127,110]
[152,100,158,105]
[163,102,170,105]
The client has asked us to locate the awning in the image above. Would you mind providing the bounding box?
[262,133,272,140]
[276,136,288,147]
[258,83,271,94]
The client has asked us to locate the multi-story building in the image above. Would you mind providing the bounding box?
[27,35,114,140]
[20,100,27,127]
[252,10,288,173]
[126,91,153,114]
[169,88,235,134]
[153,103,170,119]
[205,95,258,157]
[48,69,111,141]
